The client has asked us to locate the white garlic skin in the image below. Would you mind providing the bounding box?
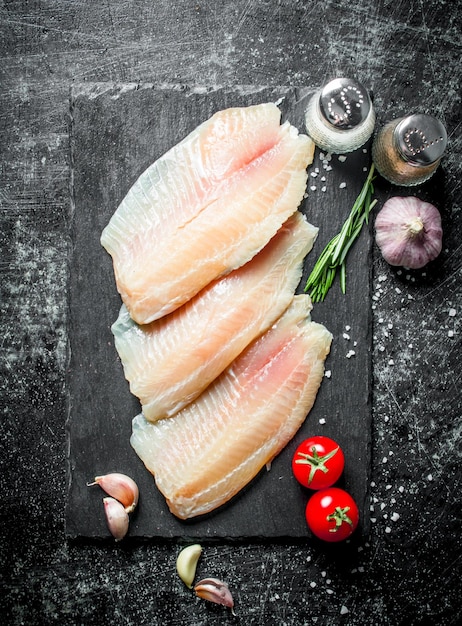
[375,196,443,269]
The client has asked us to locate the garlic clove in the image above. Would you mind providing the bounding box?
[88,473,139,513]
[176,544,202,588]
[103,496,129,541]
[194,577,235,613]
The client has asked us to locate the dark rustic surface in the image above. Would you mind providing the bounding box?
[1,1,461,624]
[67,84,371,539]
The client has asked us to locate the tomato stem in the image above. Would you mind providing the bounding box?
[294,446,339,486]
[327,506,353,532]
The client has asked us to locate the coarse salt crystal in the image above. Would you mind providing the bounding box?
[343,333,350,340]
[319,418,326,425]
[449,308,456,317]
[324,370,332,378]
[310,581,317,588]
[448,330,454,338]
[346,350,355,358]
[338,155,347,162]
[321,186,327,192]
[310,185,317,191]
[340,606,349,615]
[339,182,347,188]
[385,526,392,534]
[391,512,400,522]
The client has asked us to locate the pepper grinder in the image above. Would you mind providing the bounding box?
[304,77,376,154]
[372,114,447,186]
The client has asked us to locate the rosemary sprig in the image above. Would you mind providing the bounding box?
[304,163,377,303]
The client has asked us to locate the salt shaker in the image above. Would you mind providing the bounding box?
[372,114,447,186]
[304,77,375,154]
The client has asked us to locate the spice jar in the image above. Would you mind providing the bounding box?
[372,114,447,186]
[304,77,375,154]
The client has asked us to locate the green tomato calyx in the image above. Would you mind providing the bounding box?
[327,506,353,532]
[295,446,339,485]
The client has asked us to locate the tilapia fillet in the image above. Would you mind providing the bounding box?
[130,296,332,520]
[101,103,315,324]
[112,212,318,422]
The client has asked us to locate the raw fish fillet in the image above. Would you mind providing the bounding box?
[101,103,315,324]
[112,211,318,422]
[130,296,332,519]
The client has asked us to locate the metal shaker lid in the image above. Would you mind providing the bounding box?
[318,77,372,130]
[394,114,447,165]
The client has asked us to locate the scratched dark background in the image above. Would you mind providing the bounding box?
[1,1,461,625]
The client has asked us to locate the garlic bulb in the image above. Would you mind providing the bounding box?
[374,196,443,269]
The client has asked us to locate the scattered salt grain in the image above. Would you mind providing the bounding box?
[339,182,347,189]
[343,333,350,340]
[310,185,317,191]
[427,474,433,481]
[326,589,334,595]
[321,186,327,192]
[385,526,392,534]
[310,581,317,588]
[319,418,326,425]
[340,606,349,615]
[449,308,456,317]
[382,457,388,463]
[310,171,318,177]
[346,350,356,358]
[388,359,394,366]
[324,370,332,378]
[391,512,400,522]
[398,486,404,493]
[448,330,454,338]
[338,155,347,162]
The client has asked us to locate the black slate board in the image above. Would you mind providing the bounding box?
[66,83,372,541]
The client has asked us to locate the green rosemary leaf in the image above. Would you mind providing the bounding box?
[340,261,346,294]
[304,163,376,302]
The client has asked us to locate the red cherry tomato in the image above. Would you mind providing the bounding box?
[305,487,359,542]
[292,436,345,490]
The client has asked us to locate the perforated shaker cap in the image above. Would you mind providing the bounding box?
[394,114,447,165]
[318,77,372,130]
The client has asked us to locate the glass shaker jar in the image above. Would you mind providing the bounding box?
[372,114,447,186]
[304,77,376,154]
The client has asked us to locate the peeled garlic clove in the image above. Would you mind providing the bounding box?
[176,544,202,588]
[103,496,129,541]
[88,473,139,513]
[194,577,234,612]
[375,196,443,269]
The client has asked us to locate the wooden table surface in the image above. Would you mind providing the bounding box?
[1,2,461,625]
